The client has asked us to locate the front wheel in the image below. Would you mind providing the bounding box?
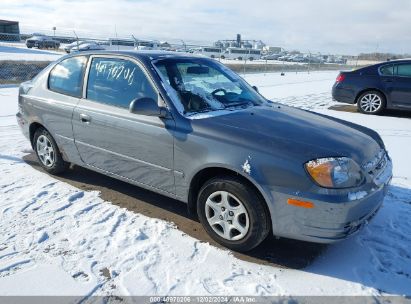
[197,176,270,252]
[33,128,69,175]
[357,91,386,115]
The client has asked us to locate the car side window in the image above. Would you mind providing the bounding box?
[396,64,411,77]
[379,65,394,76]
[86,57,158,108]
[48,56,88,97]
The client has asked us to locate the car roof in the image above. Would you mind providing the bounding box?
[352,59,411,74]
[64,50,207,61]
[377,59,411,66]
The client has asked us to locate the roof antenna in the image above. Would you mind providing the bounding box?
[132,34,139,50]
[73,30,79,49]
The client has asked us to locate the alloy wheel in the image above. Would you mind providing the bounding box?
[359,93,382,113]
[205,190,249,241]
[36,135,55,167]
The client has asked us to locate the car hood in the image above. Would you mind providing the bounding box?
[190,104,382,165]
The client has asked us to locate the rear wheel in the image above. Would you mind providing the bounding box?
[33,128,69,175]
[197,176,270,252]
[357,91,386,115]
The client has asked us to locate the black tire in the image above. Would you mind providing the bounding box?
[357,90,386,115]
[33,128,69,175]
[197,176,270,252]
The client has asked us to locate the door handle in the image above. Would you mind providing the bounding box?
[382,78,393,83]
[79,113,91,123]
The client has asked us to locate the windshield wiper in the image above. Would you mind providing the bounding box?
[185,107,216,116]
[224,101,253,108]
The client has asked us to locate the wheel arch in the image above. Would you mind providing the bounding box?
[355,88,387,104]
[187,166,272,226]
[29,121,47,148]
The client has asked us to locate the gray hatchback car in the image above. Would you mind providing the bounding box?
[16,51,392,252]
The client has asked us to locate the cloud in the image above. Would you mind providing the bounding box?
[2,0,411,54]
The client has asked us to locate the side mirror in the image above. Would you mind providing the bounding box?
[252,85,259,92]
[129,97,169,118]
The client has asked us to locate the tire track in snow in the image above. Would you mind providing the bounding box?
[54,191,84,212]
[20,190,48,212]
[0,259,31,273]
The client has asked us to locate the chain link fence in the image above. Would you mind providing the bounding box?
[0,31,378,85]
[0,61,50,85]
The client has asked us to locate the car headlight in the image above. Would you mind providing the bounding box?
[305,157,363,188]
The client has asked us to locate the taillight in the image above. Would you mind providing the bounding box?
[336,73,345,83]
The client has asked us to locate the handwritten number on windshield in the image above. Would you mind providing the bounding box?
[96,61,135,86]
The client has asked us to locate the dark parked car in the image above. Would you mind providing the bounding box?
[16,51,392,252]
[332,59,411,114]
[26,35,60,49]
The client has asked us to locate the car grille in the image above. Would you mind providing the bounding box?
[362,149,386,174]
[362,149,392,186]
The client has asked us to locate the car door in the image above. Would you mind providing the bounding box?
[72,55,176,195]
[378,63,395,96]
[390,63,411,108]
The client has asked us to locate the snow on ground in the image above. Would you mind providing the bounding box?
[0,44,62,61]
[1,71,411,297]
[245,70,340,99]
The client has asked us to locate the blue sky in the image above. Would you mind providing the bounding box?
[2,0,411,55]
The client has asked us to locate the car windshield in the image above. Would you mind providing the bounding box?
[153,57,266,116]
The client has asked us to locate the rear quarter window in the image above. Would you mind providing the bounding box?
[379,64,394,76]
[48,56,88,97]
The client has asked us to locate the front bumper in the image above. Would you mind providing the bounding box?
[268,159,392,243]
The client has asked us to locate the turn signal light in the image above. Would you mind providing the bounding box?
[305,161,334,188]
[287,198,314,209]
